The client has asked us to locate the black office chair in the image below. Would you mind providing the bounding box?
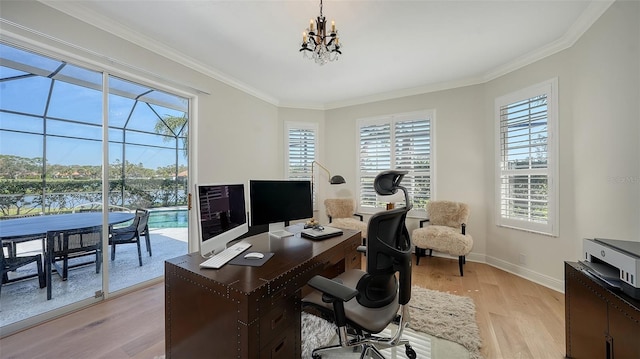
[109,208,150,266]
[302,170,416,359]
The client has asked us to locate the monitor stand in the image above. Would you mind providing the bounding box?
[268,222,294,239]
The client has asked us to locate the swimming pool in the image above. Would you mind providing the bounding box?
[148,208,188,229]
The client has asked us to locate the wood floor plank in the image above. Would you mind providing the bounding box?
[1,257,565,359]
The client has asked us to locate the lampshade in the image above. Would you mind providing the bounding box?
[312,161,345,185]
[329,175,346,184]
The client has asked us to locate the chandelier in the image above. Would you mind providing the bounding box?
[299,0,342,65]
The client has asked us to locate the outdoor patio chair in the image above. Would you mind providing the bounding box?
[1,246,46,298]
[109,208,151,266]
[46,226,103,300]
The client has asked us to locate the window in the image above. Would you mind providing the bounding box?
[285,122,317,203]
[357,111,433,214]
[495,78,558,236]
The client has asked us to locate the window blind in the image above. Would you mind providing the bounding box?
[394,119,431,210]
[358,114,432,212]
[359,123,391,207]
[499,95,548,224]
[287,127,316,181]
[286,124,317,206]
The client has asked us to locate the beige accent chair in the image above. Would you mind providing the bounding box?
[411,200,473,276]
[324,198,368,240]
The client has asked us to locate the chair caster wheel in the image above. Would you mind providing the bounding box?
[312,354,322,359]
[405,344,417,359]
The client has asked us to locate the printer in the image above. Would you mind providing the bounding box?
[582,238,640,300]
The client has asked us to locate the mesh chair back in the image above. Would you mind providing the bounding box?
[356,170,412,308]
[49,226,102,255]
[358,207,412,308]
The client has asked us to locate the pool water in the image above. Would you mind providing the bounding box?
[148,209,188,229]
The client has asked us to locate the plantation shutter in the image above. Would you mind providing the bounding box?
[394,119,431,209]
[498,94,550,227]
[359,123,391,208]
[285,123,317,206]
[357,112,432,212]
[287,127,316,181]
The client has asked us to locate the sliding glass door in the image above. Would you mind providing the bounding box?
[0,44,106,327]
[0,42,189,334]
[107,76,189,292]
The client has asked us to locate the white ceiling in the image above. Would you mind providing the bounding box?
[42,0,612,109]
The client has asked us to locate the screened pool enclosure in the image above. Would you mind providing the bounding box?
[0,42,189,216]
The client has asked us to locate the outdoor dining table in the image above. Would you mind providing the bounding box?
[0,212,135,256]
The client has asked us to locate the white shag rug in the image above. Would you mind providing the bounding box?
[408,286,483,359]
[301,286,482,359]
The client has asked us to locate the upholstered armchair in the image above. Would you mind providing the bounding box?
[324,198,368,240]
[411,200,473,276]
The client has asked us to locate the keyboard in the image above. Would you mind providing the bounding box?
[199,241,252,269]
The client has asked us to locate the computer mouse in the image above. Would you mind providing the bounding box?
[244,252,264,260]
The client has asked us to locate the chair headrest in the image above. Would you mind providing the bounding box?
[374,170,412,210]
[374,170,407,195]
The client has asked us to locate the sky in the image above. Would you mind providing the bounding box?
[1,43,188,170]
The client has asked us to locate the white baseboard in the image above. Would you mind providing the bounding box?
[484,255,564,293]
[416,250,564,293]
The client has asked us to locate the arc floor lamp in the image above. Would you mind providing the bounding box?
[312,161,345,186]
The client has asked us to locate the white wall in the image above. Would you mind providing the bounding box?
[0,1,282,252]
[321,0,639,291]
[2,1,638,291]
[483,0,639,290]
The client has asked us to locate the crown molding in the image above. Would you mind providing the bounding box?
[39,0,614,111]
[38,1,280,107]
[482,0,614,83]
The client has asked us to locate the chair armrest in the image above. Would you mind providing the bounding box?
[419,219,430,228]
[308,275,358,327]
[353,213,364,221]
[308,275,358,302]
[461,223,466,235]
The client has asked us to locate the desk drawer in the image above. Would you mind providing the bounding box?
[260,323,298,359]
[260,291,299,345]
[346,251,361,270]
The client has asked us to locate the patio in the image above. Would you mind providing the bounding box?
[0,227,187,328]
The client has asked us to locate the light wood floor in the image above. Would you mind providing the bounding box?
[0,256,565,358]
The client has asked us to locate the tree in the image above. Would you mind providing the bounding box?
[154,114,188,159]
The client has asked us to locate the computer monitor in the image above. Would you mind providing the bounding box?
[249,180,313,238]
[195,183,248,257]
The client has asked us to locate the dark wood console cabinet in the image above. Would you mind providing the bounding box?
[565,261,640,358]
[165,228,361,358]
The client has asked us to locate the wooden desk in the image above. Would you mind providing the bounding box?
[565,261,640,358]
[164,227,361,358]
